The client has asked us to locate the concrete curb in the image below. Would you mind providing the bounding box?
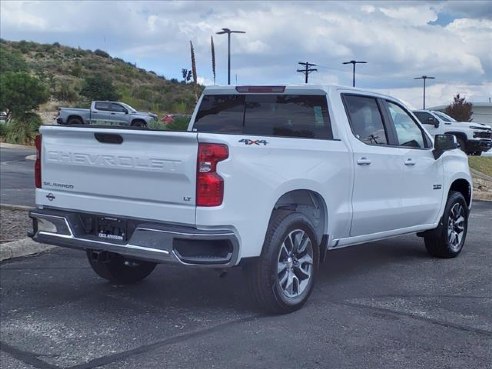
[26,154,36,161]
[0,142,34,149]
[0,204,33,211]
[0,238,56,262]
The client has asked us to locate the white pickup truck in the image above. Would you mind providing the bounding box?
[29,85,472,314]
[413,109,492,156]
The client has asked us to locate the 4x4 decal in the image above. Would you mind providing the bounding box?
[239,139,268,146]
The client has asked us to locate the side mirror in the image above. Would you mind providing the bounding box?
[433,118,439,128]
[124,109,128,114]
[433,134,459,159]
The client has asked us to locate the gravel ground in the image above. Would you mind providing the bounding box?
[0,208,31,243]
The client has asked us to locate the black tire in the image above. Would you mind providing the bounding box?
[424,191,468,258]
[67,116,83,125]
[131,120,146,127]
[244,211,319,314]
[87,251,156,284]
[456,137,466,154]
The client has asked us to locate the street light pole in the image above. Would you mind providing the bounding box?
[216,28,245,85]
[342,60,367,87]
[414,75,435,109]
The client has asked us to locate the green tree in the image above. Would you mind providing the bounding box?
[445,94,473,122]
[0,72,49,119]
[80,74,119,101]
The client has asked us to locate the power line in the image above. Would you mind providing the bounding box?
[297,61,317,83]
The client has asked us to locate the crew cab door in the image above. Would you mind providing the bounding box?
[108,102,129,125]
[90,102,112,124]
[343,94,408,236]
[383,101,442,226]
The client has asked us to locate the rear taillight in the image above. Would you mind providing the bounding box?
[35,134,42,188]
[196,143,228,207]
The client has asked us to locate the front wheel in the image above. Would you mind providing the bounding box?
[87,251,156,284]
[244,211,319,314]
[424,191,468,258]
[131,120,146,127]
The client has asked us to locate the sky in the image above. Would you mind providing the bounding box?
[1,0,491,109]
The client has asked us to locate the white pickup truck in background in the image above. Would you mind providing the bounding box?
[30,85,472,313]
[413,109,492,156]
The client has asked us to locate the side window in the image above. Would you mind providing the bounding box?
[194,95,245,133]
[244,94,332,139]
[111,103,126,113]
[343,95,388,145]
[387,101,427,148]
[413,111,434,125]
[94,102,110,111]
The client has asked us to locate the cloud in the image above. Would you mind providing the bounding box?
[0,0,490,108]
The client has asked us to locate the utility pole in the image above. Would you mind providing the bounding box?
[342,60,367,87]
[216,28,246,85]
[414,75,435,109]
[297,62,317,83]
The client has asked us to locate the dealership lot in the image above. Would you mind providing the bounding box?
[1,202,491,369]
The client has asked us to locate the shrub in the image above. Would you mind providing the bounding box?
[94,49,110,58]
[4,113,42,145]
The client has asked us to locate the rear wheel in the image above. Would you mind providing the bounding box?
[424,191,468,258]
[244,211,319,314]
[67,116,83,125]
[87,251,156,284]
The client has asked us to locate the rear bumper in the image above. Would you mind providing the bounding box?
[28,208,239,267]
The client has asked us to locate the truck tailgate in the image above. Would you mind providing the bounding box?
[37,126,198,225]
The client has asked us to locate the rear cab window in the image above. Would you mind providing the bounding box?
[193,93,333,139]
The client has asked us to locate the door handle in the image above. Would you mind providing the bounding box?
[110,112,116,115]
[357,157,372,166]
[404,158,416,166]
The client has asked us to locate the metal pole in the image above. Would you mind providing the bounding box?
[227,32,231,85]
[216,28,245,86]
[414,75,435,109]
[343,60,367,87]
[352,63,355,87]
[423,78,426,109]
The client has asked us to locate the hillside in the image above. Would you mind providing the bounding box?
[0,39,201,116]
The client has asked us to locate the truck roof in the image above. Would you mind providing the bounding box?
[202,84,398,101]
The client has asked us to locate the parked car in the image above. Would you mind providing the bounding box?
[56,101,157,127]
[413,109,492,155]
[30,85,472,314]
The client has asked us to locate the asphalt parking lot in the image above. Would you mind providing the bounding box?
[1,201,491,369]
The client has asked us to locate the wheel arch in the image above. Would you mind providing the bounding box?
[449,178,472,207]
[270,189,328,257]
[131,119,146,126]
[67,115,84,124]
